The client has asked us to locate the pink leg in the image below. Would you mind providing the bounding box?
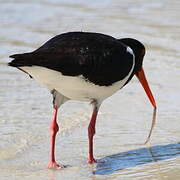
[48,105,62,169]
[87,106,98,163]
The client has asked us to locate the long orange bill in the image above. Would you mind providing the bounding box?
[135,67,157,144]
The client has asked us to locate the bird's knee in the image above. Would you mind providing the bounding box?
[50,121,59,135]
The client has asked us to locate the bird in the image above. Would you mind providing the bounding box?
[8,31,157,169]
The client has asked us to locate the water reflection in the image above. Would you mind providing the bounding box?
[94,143,180,175]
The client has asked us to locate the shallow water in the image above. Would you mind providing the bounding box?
[0,0,180,179]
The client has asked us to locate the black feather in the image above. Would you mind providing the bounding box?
[9,32,135,86]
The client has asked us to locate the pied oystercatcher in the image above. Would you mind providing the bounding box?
[9,32,157,169]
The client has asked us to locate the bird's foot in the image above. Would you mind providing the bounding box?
[48,161,63,169]
[87,157,97,164]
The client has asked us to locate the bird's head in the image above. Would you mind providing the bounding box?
[119,38,145,73]
[118,38,156,109]
[118,38,157,144]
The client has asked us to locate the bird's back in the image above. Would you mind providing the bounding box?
[9,32,134,86]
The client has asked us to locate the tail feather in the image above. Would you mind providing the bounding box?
[8,53,33,67]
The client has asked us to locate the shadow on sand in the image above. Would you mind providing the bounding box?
[94,142,180,175]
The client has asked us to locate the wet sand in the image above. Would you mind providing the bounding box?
[0,0,180,179]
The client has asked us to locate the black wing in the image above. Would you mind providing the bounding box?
[9,32,134,86]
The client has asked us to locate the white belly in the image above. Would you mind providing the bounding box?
[21,66,134,101]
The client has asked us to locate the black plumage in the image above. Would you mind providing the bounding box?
[9,32,135,86]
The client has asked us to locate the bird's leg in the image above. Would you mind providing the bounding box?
[48,104,61,169]
[87,101,100,163]
[48,90,69,169]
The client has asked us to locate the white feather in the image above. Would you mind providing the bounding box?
[21,57,134,102]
